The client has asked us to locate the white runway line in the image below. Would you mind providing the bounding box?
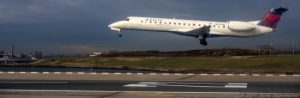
[239,74,247,76]
[54,72,61,74]
[225,83,247,88]
[161,73,170,75]
[30,72,38,74]
[101,72,109,75]
[66,72,73,74]
[174,73,182,76]
[77,72,85,75]
[126,73,132,75]
[8,71,15,74]
[42,72,49,74]
[265,74,274,76]
[0,89,257,94]
[19,72,26,74]
[252,74,260,76]
[90,72,97,75]
[137,73,144,75]
[187,73,195,75]
[292,74,300,77]
[225,74,234,76]
[124,82,248,89]
[212,74,221,76]
[164,84,224,88]
[0,71,3,74]
[200,73,207,76]
[114,73,121,75]
[163,82,247,89]
[123,83,157,87]
[149,73,157,75]
[279,74,287,77]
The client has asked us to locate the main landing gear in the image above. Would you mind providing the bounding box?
[200,38,207,46]
[198,26,210,46]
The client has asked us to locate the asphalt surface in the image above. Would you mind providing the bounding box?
[0,66,157,73]
[1,67,300,97]
[0,80,299,93]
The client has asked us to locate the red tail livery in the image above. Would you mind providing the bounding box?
[259,7,288,29]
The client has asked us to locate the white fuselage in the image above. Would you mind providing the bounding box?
[109,16,273,38]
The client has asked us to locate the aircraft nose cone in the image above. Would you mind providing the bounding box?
[108,23,116,28]
[108,22,122,31]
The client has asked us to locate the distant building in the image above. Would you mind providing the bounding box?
[90,52,102,57]
[34,51,43,59]
[0,45,37,64]
[11,45,14,57]
[0,50,4,55]
[0,51,4,58]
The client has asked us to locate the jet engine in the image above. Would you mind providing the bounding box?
[228,21,256,31]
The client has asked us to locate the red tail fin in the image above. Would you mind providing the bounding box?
[259,7,288,29]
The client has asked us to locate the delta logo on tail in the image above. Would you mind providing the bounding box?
[109,7,288,46]
[259,7,288,29]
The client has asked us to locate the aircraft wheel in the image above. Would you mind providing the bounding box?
[117,34,122,38]
[200,39,207,46]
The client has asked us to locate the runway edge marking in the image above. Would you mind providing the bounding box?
[30,72,38,74]
[1,71,300,77]
[292,74,300,77]
[42,72,49,74]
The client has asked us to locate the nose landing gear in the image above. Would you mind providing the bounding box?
[117,31,122,38]
[117,34,122,38]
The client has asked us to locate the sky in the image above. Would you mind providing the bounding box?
[0,0,299,55]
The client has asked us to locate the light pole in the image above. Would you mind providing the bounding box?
[269,43,272,56]
[292,41,296,56]
[258,43,261,56]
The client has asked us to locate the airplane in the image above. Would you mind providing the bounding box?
[108,7,288,46]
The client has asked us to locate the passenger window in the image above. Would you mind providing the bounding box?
[193,24,195,26]
[199,24,201,26]
[183,23,186,25]
[178,23,181,25]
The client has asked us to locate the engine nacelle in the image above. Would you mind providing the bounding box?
[228,21,256,31]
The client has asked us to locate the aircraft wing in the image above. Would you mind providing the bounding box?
[169,26,211,36]
[186,26,211,35]
[169,29,194,33]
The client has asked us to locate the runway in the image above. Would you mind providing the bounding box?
[1,69,300,97]
[0,80,299,93]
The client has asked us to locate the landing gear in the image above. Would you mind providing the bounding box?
[200,39,207,46]
[117,34,122,38]
[198,26,210,46]
[117,31,122,38]
[198,32,208,46]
